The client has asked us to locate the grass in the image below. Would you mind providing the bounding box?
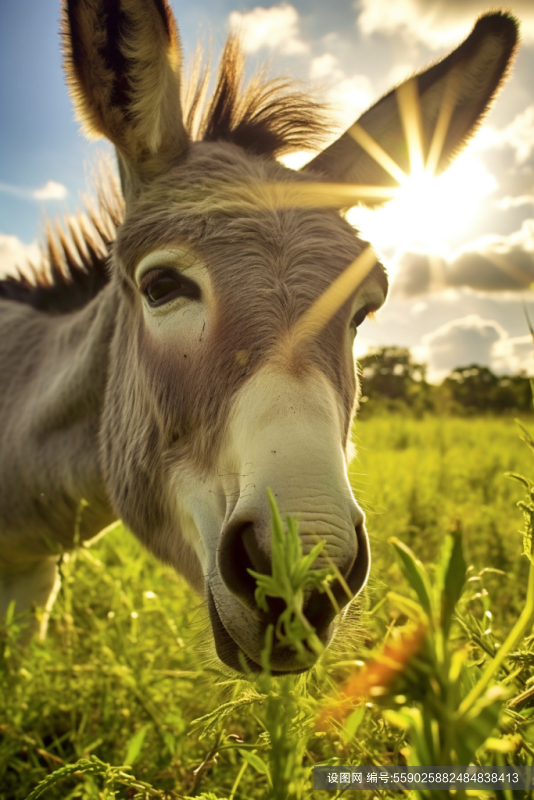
[1,415,534,799]
[351,416,532,628]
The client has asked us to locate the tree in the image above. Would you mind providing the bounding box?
[358,347,428,402]
[357,350,533,416]
[443,365,532,413]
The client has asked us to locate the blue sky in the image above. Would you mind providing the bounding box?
[2,0,534,379]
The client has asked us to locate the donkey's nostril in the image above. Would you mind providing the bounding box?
[302,521,370,636]
[303,587,338,635]
[242,523,271,574]
[218,522,266,611]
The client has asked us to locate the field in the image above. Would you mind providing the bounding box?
[1,415,534,799]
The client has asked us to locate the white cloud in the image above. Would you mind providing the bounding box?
[497,195,534,211]
[411,300,428,315]
[308,53,373,130]
[492,334,534,375]
[32,180,68,200]
[356,0,534,48]
[393,219,534,296]
[467,124,504,153]
[496,105,534,166]
[229,3,309,55]
[325,74,373,129]
[277,53,373,155]
[0,180,68,202]
[468,108,534,167]
[309,53,343,81]
[0,234,40,279]
[227,7,373,134]
[454,219,534,257]
[418,314,534,381]
[385,63,418,89]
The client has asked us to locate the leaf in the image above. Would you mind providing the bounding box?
[293,541,325,582]
[238,749,272,786]
[382,709,411,730]
[162,731,176,757]
[4,599,16,627]
[387,591,428,622]
[191,691,266,736]
[456,690,506,764]
[440,529,467,635]
[515,420,534,457]
[342,706,365,742]
[124,724,150,766]
[267,488,286,581]
[484,737,518,753]
[389,538,434,619]
[286,516,301,567]
[506,472,532,490]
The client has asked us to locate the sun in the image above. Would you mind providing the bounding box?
[346,148,497,258]
[280,76,500,293]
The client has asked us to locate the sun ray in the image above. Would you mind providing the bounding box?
[293,245,378,344]
[477,249,533,288]
[347,123,407,185]
[396,78,425,178]
[427,252,447,292]
[426,68,460,178]
[258,182,398,208]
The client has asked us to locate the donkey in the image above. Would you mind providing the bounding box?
[0,1,517,673]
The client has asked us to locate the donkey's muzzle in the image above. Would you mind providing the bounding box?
[214,518,370,672]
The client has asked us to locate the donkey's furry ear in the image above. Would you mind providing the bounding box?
[304,12,519,202]
[62,0,188,200]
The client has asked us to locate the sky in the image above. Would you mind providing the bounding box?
[1,0,534,381]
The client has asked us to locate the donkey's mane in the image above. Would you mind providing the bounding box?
[185,36,330,156]
[0,174,123,313]
[1,36,331,314]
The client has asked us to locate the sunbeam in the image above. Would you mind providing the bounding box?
[347,122,407,185]
[293,245,378,343]
[396,78,425,178]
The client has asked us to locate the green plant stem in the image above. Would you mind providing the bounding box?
[229,760,248,800]
[457,555,534,718]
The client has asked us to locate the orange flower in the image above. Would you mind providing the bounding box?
[318,624,427,728]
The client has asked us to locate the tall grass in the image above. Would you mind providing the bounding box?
[1,416,533,799]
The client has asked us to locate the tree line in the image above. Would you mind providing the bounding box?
[358,346,533,416]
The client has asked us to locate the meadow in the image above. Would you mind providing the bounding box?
[1,414,534,800]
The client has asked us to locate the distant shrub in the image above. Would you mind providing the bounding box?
[358,347,533,417]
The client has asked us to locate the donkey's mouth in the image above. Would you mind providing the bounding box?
[207,523,371,674]
[207,585,260,673]
[207,586,313,675]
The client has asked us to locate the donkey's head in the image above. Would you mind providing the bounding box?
[62,0,517,672]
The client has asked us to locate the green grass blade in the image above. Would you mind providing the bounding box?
[439,529,467,635]
[237,749,272,787]
[389,538,434,619]
[124,723,150,766]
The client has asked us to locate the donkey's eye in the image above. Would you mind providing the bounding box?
[139,268,201,307]
[351,305,369,332]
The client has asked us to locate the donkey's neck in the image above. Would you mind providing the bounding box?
[0,285,118,565]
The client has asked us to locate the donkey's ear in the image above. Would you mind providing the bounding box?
[304,12,518,201]
[62,0,188,201]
